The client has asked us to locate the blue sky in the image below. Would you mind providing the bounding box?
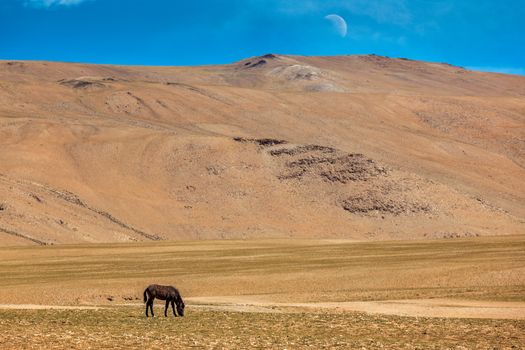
[1,0,524,74]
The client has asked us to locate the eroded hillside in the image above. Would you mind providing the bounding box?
[0,55,524,244]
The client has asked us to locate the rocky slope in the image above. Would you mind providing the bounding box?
[0,54,523,244]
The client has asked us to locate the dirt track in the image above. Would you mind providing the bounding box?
[0,304,101,310]
[2,298,524,320]
[188,297,525,319]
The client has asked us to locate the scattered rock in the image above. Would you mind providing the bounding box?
[441,62,465,69]
[156,99,168,108]
[239,54,278,69]
[233,137,288,147]
[269,144,336,157]
[29,193,43,203]
[305,83,344,92]
[59,79,105,90]
[105,91,144,114]
[342,195,431,216]
[0,226,46,245]
[318,156,387,183]
[43,186,161,240]
[425,231,480,239]
[235,137,432,218]
[238,138,436,217]
[271,144,387,183]
[206,165,225,175]
[4,61,26,70]
[245,60,267,69]
[269,65,323,81]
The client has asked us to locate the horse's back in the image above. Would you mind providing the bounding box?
[146,283,160,291]
[146,284,178,300]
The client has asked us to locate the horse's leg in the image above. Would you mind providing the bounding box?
[171,300,177,317]
[164,299,169,317]
[149,298,155,317]
[146,299,153,317]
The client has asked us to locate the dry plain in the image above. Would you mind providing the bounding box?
[0,236,524,348]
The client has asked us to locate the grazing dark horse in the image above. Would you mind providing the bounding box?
[143,284,185,317]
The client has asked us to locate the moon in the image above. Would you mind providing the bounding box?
[324,14,347,37]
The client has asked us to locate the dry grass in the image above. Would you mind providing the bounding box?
[0,307,523,349]
[0,236,524,305]
[0,236,524,348]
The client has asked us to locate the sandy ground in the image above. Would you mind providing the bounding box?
[1,235,524,320]
[1,297,524,320]
[0,237,523,348]
[0,304,101,310]
[188,297,525,319]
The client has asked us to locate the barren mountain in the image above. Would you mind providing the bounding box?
[0,54,524,245]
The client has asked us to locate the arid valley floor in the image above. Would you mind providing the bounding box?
[1,236,524,348]
[0,55,524,348]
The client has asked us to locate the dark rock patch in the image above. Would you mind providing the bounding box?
[59,79,106,90]
[29,193,43,203]
[0,226,47,245]
[234,137,434,218]
[247,59,267,68]
[269,145,336,157]
[425,231,480,239]
[342,195,431,216]
[4,61,26,70]
[233,137,288,147]
[278,149,387,184]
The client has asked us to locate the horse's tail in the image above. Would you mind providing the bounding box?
[143,288,148,303]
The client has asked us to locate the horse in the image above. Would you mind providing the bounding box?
[143,284,185,317]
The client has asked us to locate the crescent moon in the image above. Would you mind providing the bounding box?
[324,14,348,37]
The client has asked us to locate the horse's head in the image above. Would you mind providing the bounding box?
[176,297,185,316]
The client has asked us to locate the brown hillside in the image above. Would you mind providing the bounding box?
[0,54,523,245]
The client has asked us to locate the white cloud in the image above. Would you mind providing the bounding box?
[26,0,90,7]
